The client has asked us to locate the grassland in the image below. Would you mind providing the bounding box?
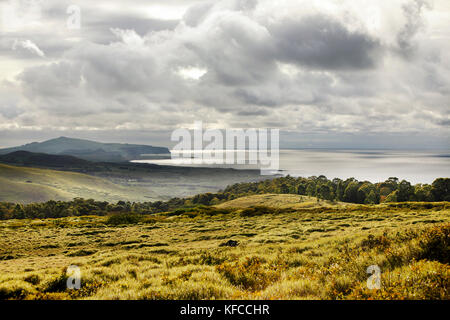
[0,163,263,203]
[217,194,349,209]
[0,196,448,300]
[0,164,147,203]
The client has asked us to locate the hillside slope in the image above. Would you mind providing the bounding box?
[0,152,265,202]
[0,164,149,203]
[0,151,91,168]
[216,193,348,209]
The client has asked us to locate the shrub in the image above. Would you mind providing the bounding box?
[43,272,70,293]
[417,224,450,263]
[0,280,35,300]
[44,269,104,298]
[326,275,355,299]
[360,234,391,250]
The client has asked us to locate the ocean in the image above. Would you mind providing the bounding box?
[132,149,450,184]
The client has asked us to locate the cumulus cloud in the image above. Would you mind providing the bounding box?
[269,15,383,70]
[0,0,449,148]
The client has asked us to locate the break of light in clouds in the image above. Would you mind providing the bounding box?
[0,0,449,148]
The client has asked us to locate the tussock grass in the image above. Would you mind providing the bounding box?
[0,198,449,300]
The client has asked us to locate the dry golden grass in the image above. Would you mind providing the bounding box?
[216,193,346,209]
[0,164,147,203]
[0,198,449,300]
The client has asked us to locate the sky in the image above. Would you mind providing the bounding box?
[0,0,449,149]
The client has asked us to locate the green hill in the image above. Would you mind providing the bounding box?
[0,137,170,162]
[0,163,148,203]
[0,152,265,203]
[216,193,348,209]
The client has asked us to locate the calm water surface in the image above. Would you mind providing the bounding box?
[133,149,450,184]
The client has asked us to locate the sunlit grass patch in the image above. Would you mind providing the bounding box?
[0,200,449,300]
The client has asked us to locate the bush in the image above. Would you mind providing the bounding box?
[417,224,450,264]
[43,272,70,293]
[0,280,35,300]
[360,234,391,250]
[44,269,104,298]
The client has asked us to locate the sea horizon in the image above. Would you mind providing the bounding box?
[133,148,450,185]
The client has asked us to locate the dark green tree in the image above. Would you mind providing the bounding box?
[432,178,450,201]
[397,180,415,202]
[13,204,25,219]
[344,181,360,203]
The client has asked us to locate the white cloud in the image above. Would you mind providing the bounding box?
[176,66,208,80]
[0,0,449,147]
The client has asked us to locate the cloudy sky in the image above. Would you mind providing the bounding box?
[0,0,449,149]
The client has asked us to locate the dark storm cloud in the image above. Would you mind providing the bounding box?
[269,15,383,70]
[234,88,280,107]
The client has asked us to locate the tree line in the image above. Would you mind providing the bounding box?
[0,176,448,220]
[221,176,450,204]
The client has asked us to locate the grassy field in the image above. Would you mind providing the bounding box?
[0,164,147,203]
[0,195,448,300]
[216,194,349,209]
[0,163,263,203]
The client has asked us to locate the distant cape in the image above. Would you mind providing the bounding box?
[0,137,170,162]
